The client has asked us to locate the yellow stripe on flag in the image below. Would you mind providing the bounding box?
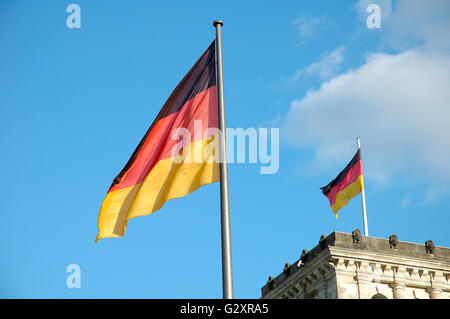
[330,175,364,217]
[96,135,220,242]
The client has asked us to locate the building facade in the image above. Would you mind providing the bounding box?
[261,231,450,299]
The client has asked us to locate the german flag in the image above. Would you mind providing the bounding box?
[96,41,219,242]
[321,149,364,217]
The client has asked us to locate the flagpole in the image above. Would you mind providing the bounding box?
[213,20,234,299]
[357,137,369,236]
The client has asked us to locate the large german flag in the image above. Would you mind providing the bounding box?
[96,41,219,242]
[321,149,364,217]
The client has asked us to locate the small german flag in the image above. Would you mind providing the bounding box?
[321,149,364,217]
[96,41,219,242]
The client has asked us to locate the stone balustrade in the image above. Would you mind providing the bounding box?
[262,231,450,299]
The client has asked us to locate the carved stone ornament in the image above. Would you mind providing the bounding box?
[298,249,309,266]
[389,234,399,249]
[352,229,362,244]
[319,234,327,243]
[283,263,292,276]
[301,249,309,259]
[267,276,275,290]
[425,240,435,254]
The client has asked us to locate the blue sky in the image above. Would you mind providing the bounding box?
[1,0,449,298]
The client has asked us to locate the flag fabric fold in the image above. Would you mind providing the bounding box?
[321,149,364,217]
[96,41,219,242]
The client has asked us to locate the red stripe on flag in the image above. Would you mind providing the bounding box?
[109,86,218,192]
[325,160,363,206]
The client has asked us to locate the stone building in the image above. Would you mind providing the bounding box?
[261,231,450,299]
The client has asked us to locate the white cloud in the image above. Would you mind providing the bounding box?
[281,0,450,202]
[288,47,345,82]
[384,0,450,51]
[292,16,326,46]
[282,48,450,187]
[356,0,450,51]
[423,185,450,205]
[401,198,410,209]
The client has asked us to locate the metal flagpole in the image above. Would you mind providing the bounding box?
[213,20,234,299]
[356,137,369,236]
